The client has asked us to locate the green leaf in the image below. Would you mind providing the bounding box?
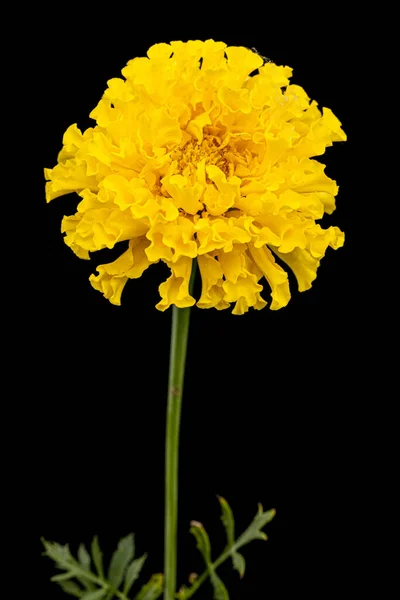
[218,497,235,546]
[60,581,83,597]
[123,554,148,595]
[232,552,246,579]
[60,581,84,598]
[190,520,229,599]
[44,538,95,594]
[91,536,104,580]
[218,497,246,578]
[51,571,81,582]
[235,505,276,550]
[76,575,96,593]
[76,544,96,591]
[108,534,135,589]
[210,571,229,600]
[81,590,107,600]
[189,521,211,564]
[78,544,91,570]
[42,539,73,567]
[133,573,163,600]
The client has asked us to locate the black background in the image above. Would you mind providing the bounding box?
[28,6,361,599]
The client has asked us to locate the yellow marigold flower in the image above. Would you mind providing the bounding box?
[45,40,346,314]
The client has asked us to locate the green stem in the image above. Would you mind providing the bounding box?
[164,261,197,600]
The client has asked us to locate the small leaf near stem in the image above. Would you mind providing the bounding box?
[52,572,82,582]
[123,554,148,595]
[189,521,211,564]
[218,496,246,578]
[60,580,82,597]
[134,573,164,600]
[42,537,134,600]
[235,504,276,549]
[91,536,105,580]
[77,544,96,591]
[209,572,229,600]
[108,534,135,589]
[180,500,276,599]
[78,544,92,571]
[189,522,229,600]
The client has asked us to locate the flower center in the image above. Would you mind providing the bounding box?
[171,135,235,178]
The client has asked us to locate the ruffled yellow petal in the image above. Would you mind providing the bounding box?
[170,40,204,62]
[186,110,212,143]
[61,207,148,253]
[273,247,319,292]
[222,270,266,315]
[255,212,309,254]
[146,215,197,263]
[100,175,161,220]
[104,78,134,103]
[56,124,93,163]
[203,166,240,216]
[156,257,196,311]
[272,224,344,293]
[290,158,338,195]
[61,214,90,259]
[214,247,267,314]
[44,161,98,202]
[218,86,251,114]
[201,39,227,70]
[161,174,204,215]
[137,109,183,157]
[196,254,229,310]
[291,105,347,159]
[89,99,116,128]
[248,244,290,310]
[305,224,345,258]
[217,246,246,283]
[195,215,251,254]
[89,237,154,305]
[259,62,293,87]
[322,107,347,142]
[240,215,285,248]
[225,46,264,79]
[273,189,325,219]
[147,43,173,60]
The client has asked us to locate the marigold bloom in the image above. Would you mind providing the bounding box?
[45,40,346,314]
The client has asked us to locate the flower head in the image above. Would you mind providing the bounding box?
[45,40,346,314]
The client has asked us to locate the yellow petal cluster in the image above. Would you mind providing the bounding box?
[45,40,346,314]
